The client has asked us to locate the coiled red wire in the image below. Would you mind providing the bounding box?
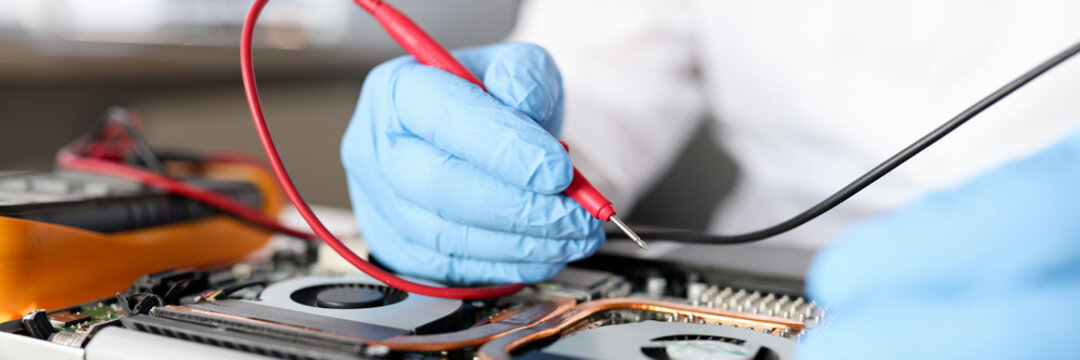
[240,0,525,298]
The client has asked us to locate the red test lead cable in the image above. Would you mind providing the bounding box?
[55,149,316,241]
[242,0,525,299]
[354,0,647,250]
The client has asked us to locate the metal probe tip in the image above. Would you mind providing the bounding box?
[609,215,647,250]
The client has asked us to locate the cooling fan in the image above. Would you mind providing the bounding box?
[252,274,463,332]
[288,282,408,309]
[524,321,794,360]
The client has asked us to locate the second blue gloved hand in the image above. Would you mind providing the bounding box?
[341,43,604,285]
[799,129,1080,359]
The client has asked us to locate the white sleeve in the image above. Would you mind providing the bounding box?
[507,0,705,213]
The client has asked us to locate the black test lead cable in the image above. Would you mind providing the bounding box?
[611,39,1080,245]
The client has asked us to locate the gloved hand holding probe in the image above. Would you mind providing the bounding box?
[341,43,604,285]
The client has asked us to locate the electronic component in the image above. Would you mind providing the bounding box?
[119,302,400,359]
[129,295,164,316]
[514,267,631,302]
[521,321,795,360]
[687,282,708,301]
[1,299,129,349]
[252,274,463,333]
[129,270,212,305]
[374,297,576,352]
[478,297,805,359]
[58,302,125,333]
[21,310,54,340]
[46,311,90,328]
[123,296,572,356]
[691,286,825,326]
[645,275,667,298]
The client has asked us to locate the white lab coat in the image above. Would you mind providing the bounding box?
[510,0,1080,249]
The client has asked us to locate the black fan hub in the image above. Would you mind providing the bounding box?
[289,283,408,309]
[315,287,386,309]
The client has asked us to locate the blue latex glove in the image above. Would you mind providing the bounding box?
[340,43,604,285]
[799,129,1080,359]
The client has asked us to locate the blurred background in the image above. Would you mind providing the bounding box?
[0,0,734,230]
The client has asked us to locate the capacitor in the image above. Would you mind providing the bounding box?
[687,282,708,302]
[645,276,667,298]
